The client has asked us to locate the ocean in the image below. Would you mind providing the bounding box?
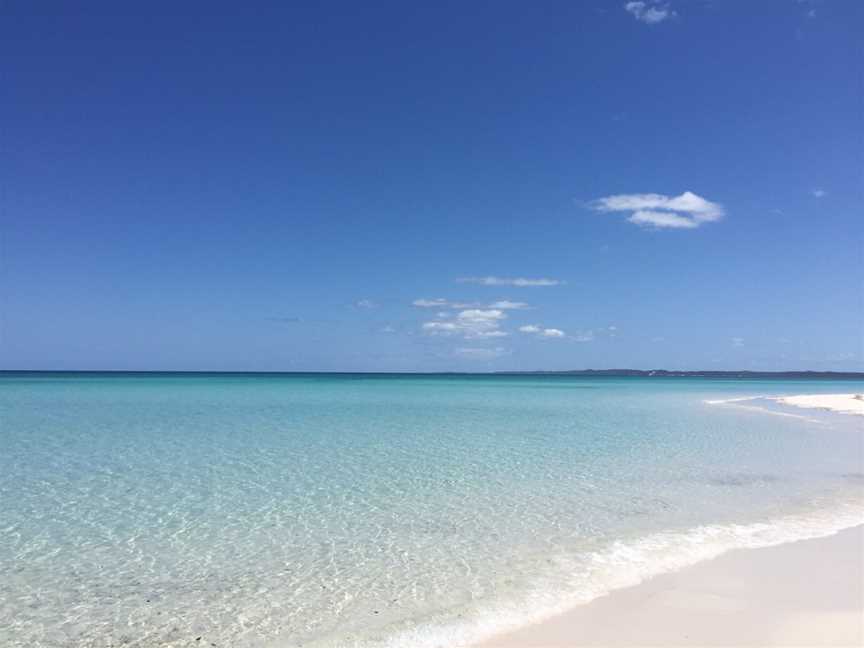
[2,373,862,647]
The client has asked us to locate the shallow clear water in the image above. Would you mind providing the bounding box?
[1,373,862,647]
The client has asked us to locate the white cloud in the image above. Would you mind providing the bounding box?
[624,1,676,24]
[459,309,506,321]
[457,276,564,287]
[811,188,826,198]
[592,191,724,229]
[539,328,565,338]
[454,347,510,360]
[731,337,745,348]
[414,297,530,310]
[519,324,568,339]
[423,309,508,339]
[571,331,595,342]
[423,321,461,334]
[355,299,377,309]
[412,298,479,309]
[628,210,699,229]
[413,298,475,308]
[488,300,530,310]
[380,325,396,333]
[413,298,449,308]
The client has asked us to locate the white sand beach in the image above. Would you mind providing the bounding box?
[474,525,864,647]
[775,394,864,417]
[705,393,864,420]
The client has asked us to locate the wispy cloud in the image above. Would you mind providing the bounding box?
[413,298,530,310]
[518,324,566,339]
[422,309,508,339]
[457,276,564,287]
[591,191,724,229]
[798,0,817,19]
[488,300,530,310]
[731,337,745,348]
[454,347,510,360]
[412,298,479,308]
[811,188,826,198]
[624,1,676,24]
[413,298,449,308]
[355,299,377,309]
[268,316,342,326]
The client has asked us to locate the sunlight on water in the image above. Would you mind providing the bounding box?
[1,374,862,647]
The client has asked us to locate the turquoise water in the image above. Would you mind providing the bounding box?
[2,373,862,647]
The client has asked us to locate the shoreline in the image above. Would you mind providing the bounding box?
[473,525,864,647]
[360,503,864,648]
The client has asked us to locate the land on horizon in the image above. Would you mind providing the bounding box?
[2,369,863,378]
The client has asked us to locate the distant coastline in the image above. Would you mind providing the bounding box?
[1,369,863,379]
[496,369,864,378]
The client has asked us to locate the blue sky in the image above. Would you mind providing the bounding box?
[3,0,862,371]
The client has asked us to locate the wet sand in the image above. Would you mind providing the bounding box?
[475,525,863,647]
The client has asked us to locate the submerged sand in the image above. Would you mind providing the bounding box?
[474,525,864,647]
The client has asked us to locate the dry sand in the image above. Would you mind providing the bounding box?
[775,394,864,417]
[474,525,864,647]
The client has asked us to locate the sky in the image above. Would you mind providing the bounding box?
[2,0,862,372]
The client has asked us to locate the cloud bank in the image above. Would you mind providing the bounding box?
[592,191,724,229]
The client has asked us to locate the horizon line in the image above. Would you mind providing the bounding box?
[1,369,863,377]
